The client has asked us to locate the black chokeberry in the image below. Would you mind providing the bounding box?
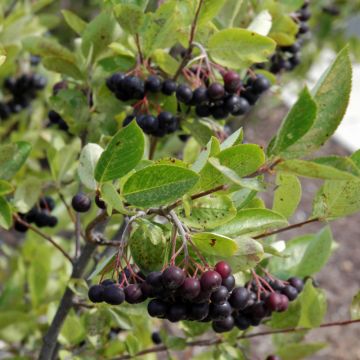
[176,84,193,104]
[212,315,234,333]
[195,103,211,117]
[137,114,159,134]
[148,299,168,318]
[95,194,106,209]
[162,266,186,290]
[251,75,271,94]
[124,284,145,304]
[278,294,289,312]
[214,261,232,279]
[123,76,145,99]
[242,89,260,105]
[180,277,201,300]
[47,215,58,228]
[101,279,115,286]
[167,303,188,322]
[88,284,104,303]
[222,275,235,291]
[106,73,125,92]
[123,114,135,127]
[146,271,163,288]
[151,332,162,345]
[210,286,229,304]
[298,22,309,34]
[231,97,250,116]
[188,302,209,321]
[265,292,282,312]
[192,87,208,104]
[39,196,55,211]
[298,7,311,21]
[282,285,298,301]
[288,277,304,292]
[103,284,125,305]
[157,112,177,134]
[234,314,251,330]
[14,220,28,233]
[200,271,222,293]
[162,79,177,95]
[211,104,229,120]
[145,75,162,93]
[223,71,242,93]
[224,95,242,114]
[229,287,250,310]
[281,42,301,54]
[209,301,232,320]
[207,83,225,101]
[71,193,92,213]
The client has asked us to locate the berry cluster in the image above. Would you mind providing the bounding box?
[71,192,106,213]
[269,2,311,74]
[88,261,304,334]
[105,71,270,137]
[14,196,57,233]
[0,73,47,121]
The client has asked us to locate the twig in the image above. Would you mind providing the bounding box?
[75,185,82,259]
[173,0,205,80]
[253,217,321,239]
[58,191,76,224]
[149,137,158,160]
[135,34,144,65]
[169,210,189,266]
[112,319,360,360]
[13,215,73,264]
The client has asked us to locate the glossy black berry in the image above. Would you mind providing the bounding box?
[106,73,125,92]
[298,7,311,21]
[195,103,211,117]
[167,303,188,322]
[162,266,186,290]
[123,76,145,99]
[229,287,250,310]
[298,22,309,34]
[251,75,271,94]
[282,285,298,301]
[14,220,28,233]
[224,95,243,114]
[210,286,229,304]
[157,112,177,134]
[145,75,162,93]
[214,261,231,279]
[242,89,260,105]
[207,83,225,101]
[176,84,193,104]
[222,275,235,291]
[148,299,168,318]
[146,271,163,288]
[39,196,55,211]
[71,193,92,213]
[151,332,162,345]
[209,301,232,320]
[0,102,11,119]
[32,74,47,90]
[103,284,125,305]
[234,314,251,330]
[95,194,106,209]
[88,284,104,303]
[47,215,58,228]
[188,302,209,321]
[137,115,159,135]
[289,53,301,68]
[200,271,222,292]
[192,87,208,104]
[288,277,304,292]
[211,104,229,120]
[193,290,212,304]
[101,279,115,286]
[212,315,234,333]
[281,42,301,54]
[231,97,250,116]
[180,277,201,300]
[124,284,145,304]
[223,71,242,93]
[162,79,177,95]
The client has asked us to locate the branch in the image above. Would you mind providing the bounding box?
[135,34,144,65]
[14,215,73,265]
[112,319,360,360]
[173,0,205,80]
[253,217,321,239]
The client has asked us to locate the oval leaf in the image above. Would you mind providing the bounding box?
[191,232,238,257]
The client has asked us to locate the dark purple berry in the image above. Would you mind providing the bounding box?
[39,196,55,211]
[162,266,186,290]
[95,194,106,209]
[209,301,232,320]
[71,193,92,213]
[224,95,243,113]
[195,103,211,117]
[137,114,159,135]
[145,75,162,93]
[251,75,271,94]
[210,286,229,304]
[265,292,283,312]
[282,285,298,301]
[231,97,250,116]
[157,112,177,134]
[247,301,267,319]
[162,80,177,95]
[242,89,260,105]
[222,275,235,291]
[106,73,125,92]
[298,22,309,34]
[146,271,163,288]
[180,277,201,300]
[103,284,125,305]
[234,314,251,330]
[124,284,145,304]
[200,271,222,292]
[214,261,232,279]
[211,104,229,120]
[123,76,145,99]
[14,220,28,233]
[101,279,115,286]
[193,290,212,304]
[288,277,304,292]
[281,42,301,54]
[123,115,135,127]
[298,8,311,21]
[88,284,104,303]
[151,332,162,345]
[207,83,225,101]
[188,302,209,321]
[167,303,188,322]
[47,215,58,228]
[176,84,193,104]
[148,299,168,318]
[223,71,241,93]
[212,315,234,333]
[229,287,250,310]
[278,295,289,312]
[192,87,208,104]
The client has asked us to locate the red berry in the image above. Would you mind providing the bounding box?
[214,261,232,279]
[278,294,289,312]
[223,71,242,93]
[200,271,222,292]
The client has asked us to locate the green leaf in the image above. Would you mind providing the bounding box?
[123,165,199,208]
[22,36,76,64]
[269,87,317,157]
[214,208,288,237]
[351,292,360,320]
[42,57,84,80]
[182,118,215,147]
[220,128,243,150]
[0,180,13,196]
[0,142,31,180]
[208,28,276,69]
[280,47,352,158]
[298,281,327,328]
[191,232,238,257]
[275,158,360,180]
[269,227,335,278]
[198,0,226,25]
[78,143,104,190]
[152,49,180,76]
[114,4,144,33]
[60,310,86,346]
[81,11,116,62]
[95,121,145,183]
[14,177,42,213]
[273,173,301,218]
[61,9,87,35]
[271,301,302,329]
[0,197,12,230]
[0,46,6,67]
[313,180,360,220]
[277,343,327,360]
[101,183,131,215]
[178,195,236,230]
[269,14,298,46]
